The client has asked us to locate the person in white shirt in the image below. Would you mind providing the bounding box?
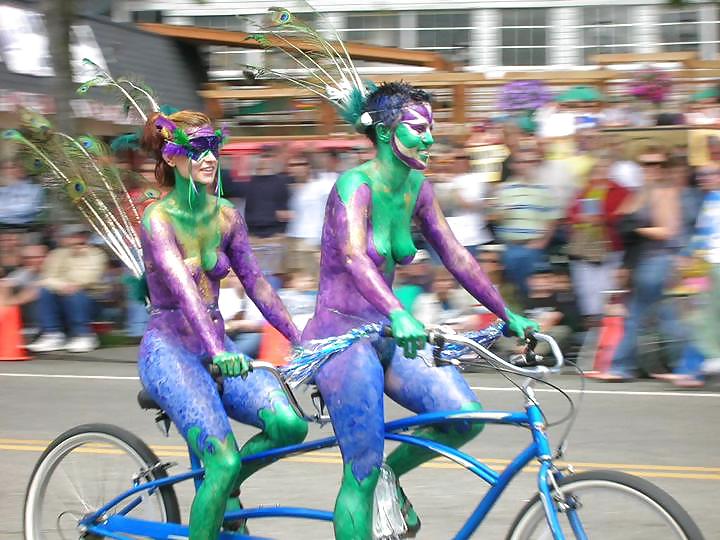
[286,151,338,273]
[444,151,492,253]
[609,138,644,191]
[218,272,266,358]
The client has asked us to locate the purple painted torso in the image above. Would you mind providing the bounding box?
[303,179,507,341]
[304,187,391,338]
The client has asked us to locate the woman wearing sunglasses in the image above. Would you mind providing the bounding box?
[137,110,308,540]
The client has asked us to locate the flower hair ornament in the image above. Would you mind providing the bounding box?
[153,115,228,207]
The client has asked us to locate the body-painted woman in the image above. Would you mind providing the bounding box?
[138,110,308,540]
[303,83,537,539]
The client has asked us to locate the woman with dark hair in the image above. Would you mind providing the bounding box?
[239,9,536,536]
[138,110,308,539]
[597,147,684,381]
[302,82,537,538]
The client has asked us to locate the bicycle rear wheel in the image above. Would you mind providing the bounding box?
[24,423,180,539]
[507,470,704,540]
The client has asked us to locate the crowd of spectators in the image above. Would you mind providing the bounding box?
[2,117,720,388]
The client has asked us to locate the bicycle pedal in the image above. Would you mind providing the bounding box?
[133,461,177,485]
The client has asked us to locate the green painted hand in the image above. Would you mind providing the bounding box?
[389,309,426,359]
[504,308,540,339]
[212,352,252,378]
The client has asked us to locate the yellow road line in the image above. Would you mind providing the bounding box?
[3,439,718,481]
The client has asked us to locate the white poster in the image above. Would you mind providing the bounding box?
[0,6,53,76]
[0,6,107,80]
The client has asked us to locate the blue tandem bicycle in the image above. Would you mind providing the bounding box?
[23,327,705,539]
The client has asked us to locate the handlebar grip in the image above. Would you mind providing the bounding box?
[511,352,556,369]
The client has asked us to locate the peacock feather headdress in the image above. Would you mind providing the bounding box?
[240,3,376,130]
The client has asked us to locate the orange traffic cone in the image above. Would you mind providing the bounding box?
[585,315,623,377]
[0,304,31,361]
[257,324,291,366]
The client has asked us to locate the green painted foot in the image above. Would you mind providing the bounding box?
[334,464,379,540]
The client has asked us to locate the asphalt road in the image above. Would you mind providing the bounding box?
[1,352,718,539]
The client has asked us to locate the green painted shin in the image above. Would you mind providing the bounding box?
[334,464,380,540]
[186,428,242,540]
[385,401,485,477]
[234,403,308,485]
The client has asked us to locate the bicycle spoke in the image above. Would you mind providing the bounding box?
[58,463,94,514]
[26,428,176,539]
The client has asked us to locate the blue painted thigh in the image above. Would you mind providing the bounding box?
[314,340,384,482]
[384,343,479,415]
[138,329,231,455]
[220,336,293,428]
[221,369,292,429]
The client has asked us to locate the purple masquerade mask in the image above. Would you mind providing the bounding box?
[155,117,227,162]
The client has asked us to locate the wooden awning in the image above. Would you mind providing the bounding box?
[590,52,698,66]
[138,22,451,70]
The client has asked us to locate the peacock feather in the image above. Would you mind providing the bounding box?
[3,110,145,277]
[110,132,140,153]
[77,58,160,122]
[239,2,372,130]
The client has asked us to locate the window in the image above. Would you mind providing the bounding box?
[416,11,471,62]
[345,12,401,48]
[660,9,700,52]
[581,6,633,63]
[500,9,548,66]
[132,10,162,24]
[197,16,251,73]
[194,15,244,31]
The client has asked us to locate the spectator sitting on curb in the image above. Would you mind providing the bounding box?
[27,224,108,353]
[0,241,47,336]
[412,268,479,331]
[0,228,24,277]
[218,272,265,358]
[278,271,318,332]
[523,261,574,357]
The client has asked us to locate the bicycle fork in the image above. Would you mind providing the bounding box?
[529,403,588,540]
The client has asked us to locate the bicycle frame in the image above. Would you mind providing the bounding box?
[79,401,572,540]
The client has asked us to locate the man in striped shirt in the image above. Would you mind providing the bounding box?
[491,147,561,301]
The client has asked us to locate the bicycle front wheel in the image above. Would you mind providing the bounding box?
[507,470,704,540]
[24,423,180,540]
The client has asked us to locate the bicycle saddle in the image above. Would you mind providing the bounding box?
[137,389,162,411]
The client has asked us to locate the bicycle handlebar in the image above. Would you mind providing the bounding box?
[379,324,564,376]
[433,330,564,376]
[209,325,564,382]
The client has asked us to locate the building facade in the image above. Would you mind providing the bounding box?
[117,0,719,77]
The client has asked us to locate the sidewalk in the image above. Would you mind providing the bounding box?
[32,346,139,364]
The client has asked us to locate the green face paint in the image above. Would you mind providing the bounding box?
[389,101,434,170]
